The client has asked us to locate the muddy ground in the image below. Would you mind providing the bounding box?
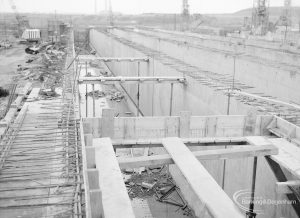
[0,44,28,87]
[0,43,28,117]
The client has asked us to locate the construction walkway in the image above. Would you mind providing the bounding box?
[0,34,83,218]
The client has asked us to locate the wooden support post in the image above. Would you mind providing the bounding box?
[246,136,266,217]
[118,144,278,169]
[137,61,140,117]
[221,147,227,190]
[180,111,191,137]
[169,83,174,116]
[92,84,95,117]
[248,156,258,218]
[163,137,243,218]
[227,91,231,115]
[150,57,155,117]
[86,61,88,117]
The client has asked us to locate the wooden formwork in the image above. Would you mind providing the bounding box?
[78,109,300,218]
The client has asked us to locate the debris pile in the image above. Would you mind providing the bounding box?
[123,165,166,199]
[0,40,12,49]
[89,60,102,68]
[87,89,124,102]
[15,41,67,89]
[39,88,60,99]
[123,165,194,217]
[0,87,9,98]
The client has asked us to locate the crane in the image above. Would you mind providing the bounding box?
[181,0,190,31]
[7,0,29,37]
[108,0,114,26]
[251,0,270,35]
[182,0,189,17]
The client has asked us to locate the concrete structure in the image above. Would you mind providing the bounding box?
[89,28,300,120]
[80,27,300,218]
[1,24,300,218]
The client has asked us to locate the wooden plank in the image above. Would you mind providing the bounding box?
[269,138,300,179]
[11,82,32,108]
[112,137,247,148]
[16,82,32,95]
[118,144,278,169]
[94,138,135,218]
[162,137,243,218]
[82,115,268,140]
[246,136,271,146]
[26,88,40,101]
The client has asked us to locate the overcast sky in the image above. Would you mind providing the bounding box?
[0,0,300,14]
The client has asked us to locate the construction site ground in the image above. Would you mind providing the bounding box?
[0,34,82,217]
[0,44,27,116]
[0,44,27,85]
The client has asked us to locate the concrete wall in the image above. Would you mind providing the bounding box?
[89,29,298,218]
[110,28,300,104]
[90,29,252,117]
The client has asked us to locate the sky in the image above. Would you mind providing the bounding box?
[0,0,300,14]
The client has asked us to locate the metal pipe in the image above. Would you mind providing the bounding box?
[169,83,174,116]
[247,157,258,218]
[137,61,140,116]
[92,84,95,117]
[85,61,88,117]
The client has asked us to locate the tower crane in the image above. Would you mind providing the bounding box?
[7,0,29,37]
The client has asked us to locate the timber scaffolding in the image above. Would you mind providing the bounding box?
[0,31,83,217]
[95,28,300,126]
[76,56,300,218]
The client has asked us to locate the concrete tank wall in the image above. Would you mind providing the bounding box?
[89,29,298,218]
[90,29,253,117]
[110,28,300,104]
[140,28,300,67]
